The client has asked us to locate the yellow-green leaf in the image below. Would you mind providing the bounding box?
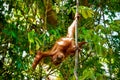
[81,9,88,19]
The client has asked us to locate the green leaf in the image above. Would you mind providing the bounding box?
[67,8,71,15]
[78,6,94,19]
[28,29,35,43]
[11,31,17,38]
[56,6,60,13]
[80,68,95,80]
[35,38,40,50]
[81,9,88,19]
[87,9,94,18]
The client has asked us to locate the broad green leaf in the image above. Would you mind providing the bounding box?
[28,29,35,43]
[81,9,88,19]
[78,6,94,19]
[87,9,94,18]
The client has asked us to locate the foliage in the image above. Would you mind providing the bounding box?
[0,0,120,80]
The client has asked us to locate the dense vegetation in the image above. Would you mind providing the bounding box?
[0,0,120,80]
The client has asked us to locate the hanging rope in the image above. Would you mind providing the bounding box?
[74,0,79,80]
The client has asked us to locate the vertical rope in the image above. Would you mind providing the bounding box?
[74,0,79,80]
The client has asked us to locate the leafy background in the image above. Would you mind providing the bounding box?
[0,0,120,80]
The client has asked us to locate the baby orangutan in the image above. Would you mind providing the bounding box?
[32,13,86,69]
